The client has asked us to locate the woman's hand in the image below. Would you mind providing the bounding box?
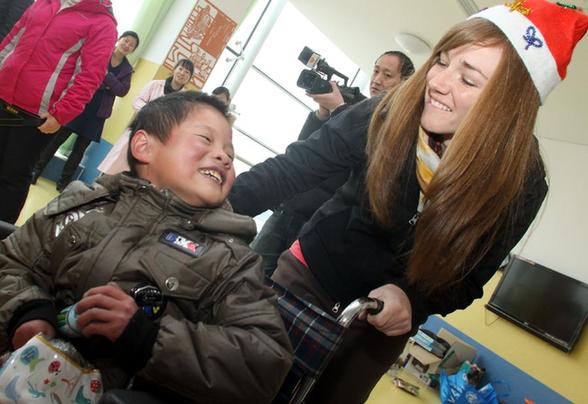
[38,113,61,134]
[76,283,138,342]
[12,319,56,349]
[364,284,412,336]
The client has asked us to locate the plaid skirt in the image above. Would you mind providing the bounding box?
[271,250,410,404]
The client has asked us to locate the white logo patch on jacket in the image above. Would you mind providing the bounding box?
[54,207,103,237]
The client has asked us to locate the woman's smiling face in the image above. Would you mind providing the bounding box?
[421,44,503,138]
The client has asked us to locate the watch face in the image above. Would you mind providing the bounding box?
[130,283,167,320]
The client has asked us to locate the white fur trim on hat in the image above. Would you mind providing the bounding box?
[470,5,560,103]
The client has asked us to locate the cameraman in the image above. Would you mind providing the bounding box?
[299,51,414,141]
[251,51,414,276]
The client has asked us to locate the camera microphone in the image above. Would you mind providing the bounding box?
[296,46,366,105]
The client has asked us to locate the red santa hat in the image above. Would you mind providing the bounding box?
[471,0,588,103]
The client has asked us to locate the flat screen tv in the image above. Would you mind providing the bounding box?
[486,255,588,352]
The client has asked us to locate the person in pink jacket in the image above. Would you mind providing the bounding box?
[0,0,117,223]
[98,58,195,175]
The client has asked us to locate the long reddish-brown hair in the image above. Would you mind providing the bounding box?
[366,18,543,295]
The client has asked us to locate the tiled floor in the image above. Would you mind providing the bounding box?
[19,178,440,403]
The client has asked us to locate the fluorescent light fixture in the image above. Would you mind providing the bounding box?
[394,32,431,55]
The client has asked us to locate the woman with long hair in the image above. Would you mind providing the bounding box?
[229,2,587,402]
[98,58,195,175]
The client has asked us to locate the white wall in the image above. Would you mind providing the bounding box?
[518,138,588,284]
[143,0,255,65]
[111,0,144,35]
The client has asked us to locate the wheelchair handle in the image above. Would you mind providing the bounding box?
[336,297,384,328]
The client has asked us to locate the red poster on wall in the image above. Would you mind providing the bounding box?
[164,0,237,89]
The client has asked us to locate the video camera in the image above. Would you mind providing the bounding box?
[296,46,366,105]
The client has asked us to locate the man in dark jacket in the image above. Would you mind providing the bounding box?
[251,51,415,276]
[0,0,33,41]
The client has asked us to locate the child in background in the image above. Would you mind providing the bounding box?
[0,91,292,403]
[31,31,140,191]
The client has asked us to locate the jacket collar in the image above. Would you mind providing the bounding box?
[103,174,258,242]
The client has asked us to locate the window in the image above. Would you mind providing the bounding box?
[232,68,310,154]
[221,1,366,164]
[253,2,362,106]
[202,0,271,93]
[111,0,145,35]
[207,0,368,227]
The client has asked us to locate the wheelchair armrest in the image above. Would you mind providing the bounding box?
[0,220,17,240]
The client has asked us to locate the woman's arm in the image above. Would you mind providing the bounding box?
[132,80,162,111]
[48,18,117,124]
[102,60,133,97]
[229,96,381,217]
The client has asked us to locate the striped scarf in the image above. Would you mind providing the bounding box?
[415,127,446,212]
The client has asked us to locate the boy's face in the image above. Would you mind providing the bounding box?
[143,106,235,207]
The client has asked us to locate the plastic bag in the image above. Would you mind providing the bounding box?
[440,366,470,403]
[455,383,498,404]
[0,334,102,403]
[440,364,502,404]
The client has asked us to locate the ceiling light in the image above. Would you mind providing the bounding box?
[394,32,431,55]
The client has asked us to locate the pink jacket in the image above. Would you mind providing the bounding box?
[131,79,168,111]
[98,80,172,175]
[0,0,117,125]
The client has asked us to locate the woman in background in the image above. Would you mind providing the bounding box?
[98,58,195,175]
[212,86,237,125]
[0,0,117,223]
[32,31,140,191]
[212,86,231,106]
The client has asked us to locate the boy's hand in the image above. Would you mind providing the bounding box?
[12,320,56,349]
[76,283,138,342]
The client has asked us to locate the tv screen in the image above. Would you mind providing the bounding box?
[486,256,588,352]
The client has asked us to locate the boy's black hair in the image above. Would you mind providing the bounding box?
[126,91,229,175]
[378,51,415,80]
[119,30,140,49]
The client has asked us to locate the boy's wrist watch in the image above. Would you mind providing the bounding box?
[130,283,167,320]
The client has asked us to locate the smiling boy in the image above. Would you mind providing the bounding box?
[0,91,292,403]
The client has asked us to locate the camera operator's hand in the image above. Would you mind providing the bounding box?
[316,105,330,120]
[307,81,345,119]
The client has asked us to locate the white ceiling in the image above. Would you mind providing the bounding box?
[289,0,588,145]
